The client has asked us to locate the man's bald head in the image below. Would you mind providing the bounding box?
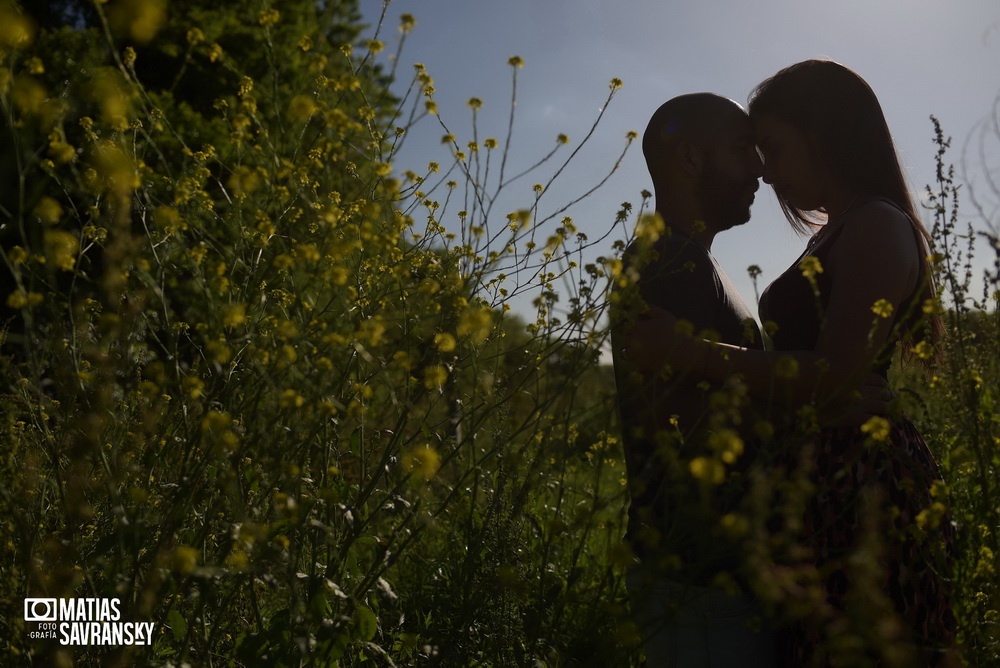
[641,93,761,235]
[643,93,749,185]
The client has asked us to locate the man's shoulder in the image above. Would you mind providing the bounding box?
[626,233,716,280]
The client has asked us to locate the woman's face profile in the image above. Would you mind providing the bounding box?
[754,114,827,211]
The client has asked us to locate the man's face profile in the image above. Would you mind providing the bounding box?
[696,115,761,232]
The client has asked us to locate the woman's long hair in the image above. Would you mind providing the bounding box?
[748,59,943,356]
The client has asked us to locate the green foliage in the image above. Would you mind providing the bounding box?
[1,1,997,666]
[0,1,637,665]
[891,117,1000,664]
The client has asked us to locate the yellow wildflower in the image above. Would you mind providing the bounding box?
[635,212,664,244]
[689,457,725,485]
[11,77,46,115]
[911,340,935,360]
[358,318,386,347]
[154,205,185,232]
[799,255,823,280]
[922,298,942,316]
[423,365,448,390]
[870,298,894,319]
[225,551,248,571]
[915,501,947,531]
[773,355,799,380]
[434,333,457,352]
[861,415,891,442]
[709,429,744,464]
[721,513,750,537]
[228,165,261,196]
[404,445,440,480]
[287,95,319,121]
[279,389,305,409]
[48,138,76,163]
[258,8,281,26]
[33,197,63,225]
[170,546,199,574]
[223,303,247,328]
[89,68,132,129]
[200,410,232,433]
[183,376,205,399]
[507,209,531,232]
[296,244,321,262]
[44,230,78,270]
[89,140,139,194]
[0,7,35,51]
[457,306,493,344]
[107,0,166,43]
[6,290,28,309]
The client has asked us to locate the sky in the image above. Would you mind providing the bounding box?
[358,0,1000,325]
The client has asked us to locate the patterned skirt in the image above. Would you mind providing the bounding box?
[772,417,957,666]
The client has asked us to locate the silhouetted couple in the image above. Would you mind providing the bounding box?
[612,60,957,666]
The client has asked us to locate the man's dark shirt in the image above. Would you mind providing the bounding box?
[611,228,764,586]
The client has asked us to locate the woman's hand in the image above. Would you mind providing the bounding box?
[617,305,896,428]
[818,373,896,427]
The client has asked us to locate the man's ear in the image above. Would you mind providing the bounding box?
[676,140,703,176]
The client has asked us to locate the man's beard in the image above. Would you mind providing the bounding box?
[697,163,755,232]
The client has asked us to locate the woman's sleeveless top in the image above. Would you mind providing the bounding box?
[758,198,926,374]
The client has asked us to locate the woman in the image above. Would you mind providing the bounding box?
[626,59,956,665]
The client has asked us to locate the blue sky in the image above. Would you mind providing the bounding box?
[359,0,1000,322]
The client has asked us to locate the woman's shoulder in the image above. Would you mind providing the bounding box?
[850,197,913,226]
[832,197,921,267]
[840,198,915,242]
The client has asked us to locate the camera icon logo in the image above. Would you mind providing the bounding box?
[24,598,58,622]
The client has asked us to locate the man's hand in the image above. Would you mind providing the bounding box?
[819,373,895,427]
[618,306,677,375]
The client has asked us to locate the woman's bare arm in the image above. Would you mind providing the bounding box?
[619,202,919,416]
[815,201,921,388]
[620,308,891,424]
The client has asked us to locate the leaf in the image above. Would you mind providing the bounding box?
[353,605,377,642]
[166,608,187,642]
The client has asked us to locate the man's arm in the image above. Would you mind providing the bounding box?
[620,308,892,425]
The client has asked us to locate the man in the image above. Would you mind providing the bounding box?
[610,93,775,666]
